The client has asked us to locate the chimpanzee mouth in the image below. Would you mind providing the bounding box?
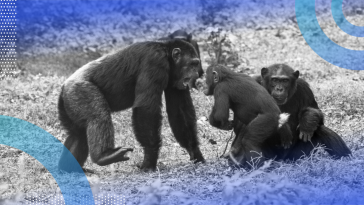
[183,78,191,87]
[274,97,287,105]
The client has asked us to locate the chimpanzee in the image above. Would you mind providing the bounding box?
[204,64,293,168]
[160,29,203,89]
[256,64,351,160]
[58,39,205,173]
[233,64,351,161]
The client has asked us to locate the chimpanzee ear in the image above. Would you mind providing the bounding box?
[187,34,193,41]
[172,48,181,62]
[293,70,300,79]
[261,67,268,77]
[212,71,219,83]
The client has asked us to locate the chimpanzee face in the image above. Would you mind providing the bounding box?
[261,64,299,105]
[172,47,200,90]
[203,66,219,96]
[269,76,291,105]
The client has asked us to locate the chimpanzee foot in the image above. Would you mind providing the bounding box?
[138,147,159,172]
[137,159,157,172]
[188,148,205,163]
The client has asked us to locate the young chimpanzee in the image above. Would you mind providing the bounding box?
[204,64,292,168]
[58,40,205,173]
[255,64,351,160]
[160,29,203,89]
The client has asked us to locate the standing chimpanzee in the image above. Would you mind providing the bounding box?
[204,64,293,168]
[160,29,204,89]
[247,64,351,160]
[58,39,205,173]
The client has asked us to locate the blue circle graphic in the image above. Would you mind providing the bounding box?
[296,0,364,70]
[0,115,94,205]
[332,0,364,37]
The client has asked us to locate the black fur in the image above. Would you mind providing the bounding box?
[58,40,205,173]
[159,29,203,88]
[204,64,292,168]
[253,64,351,160]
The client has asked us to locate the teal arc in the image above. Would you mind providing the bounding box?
[295,0,364,70]
[0,115,95,205]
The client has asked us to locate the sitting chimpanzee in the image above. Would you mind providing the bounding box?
[233,64,351,162]
[258,64,351,159]
[58,39,205,173]
[160,29,203,89]
[204,64,293,168]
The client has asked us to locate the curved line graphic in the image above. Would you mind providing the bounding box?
[0,115,94,205]
[332,0,364,37]
[295,0,364,70]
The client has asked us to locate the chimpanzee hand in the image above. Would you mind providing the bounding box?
[299,130,314,142]
[281,136,292,149]
[297,124,314,142]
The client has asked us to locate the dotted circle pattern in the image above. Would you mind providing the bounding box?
[0,0,16,79]
[24,194,126,205]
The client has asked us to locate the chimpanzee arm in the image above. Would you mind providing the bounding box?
[298,107,324,142]
[209,87,233,130]
[297,81,324,142]
[164,87,204,163]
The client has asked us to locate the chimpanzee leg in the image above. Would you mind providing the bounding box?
[286,125,351,160]
[58,126,89,173]
[230,114,278,168]
[60,82,132,170]
[132,106,163,171]
[315,125,351,158]
[232,111,248,138]
[164,87,205,163]
[87,114,132,166]
[222,118,245,159]
[58,95,89,173]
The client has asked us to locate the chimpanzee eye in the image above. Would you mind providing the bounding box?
[283,79,289,83]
